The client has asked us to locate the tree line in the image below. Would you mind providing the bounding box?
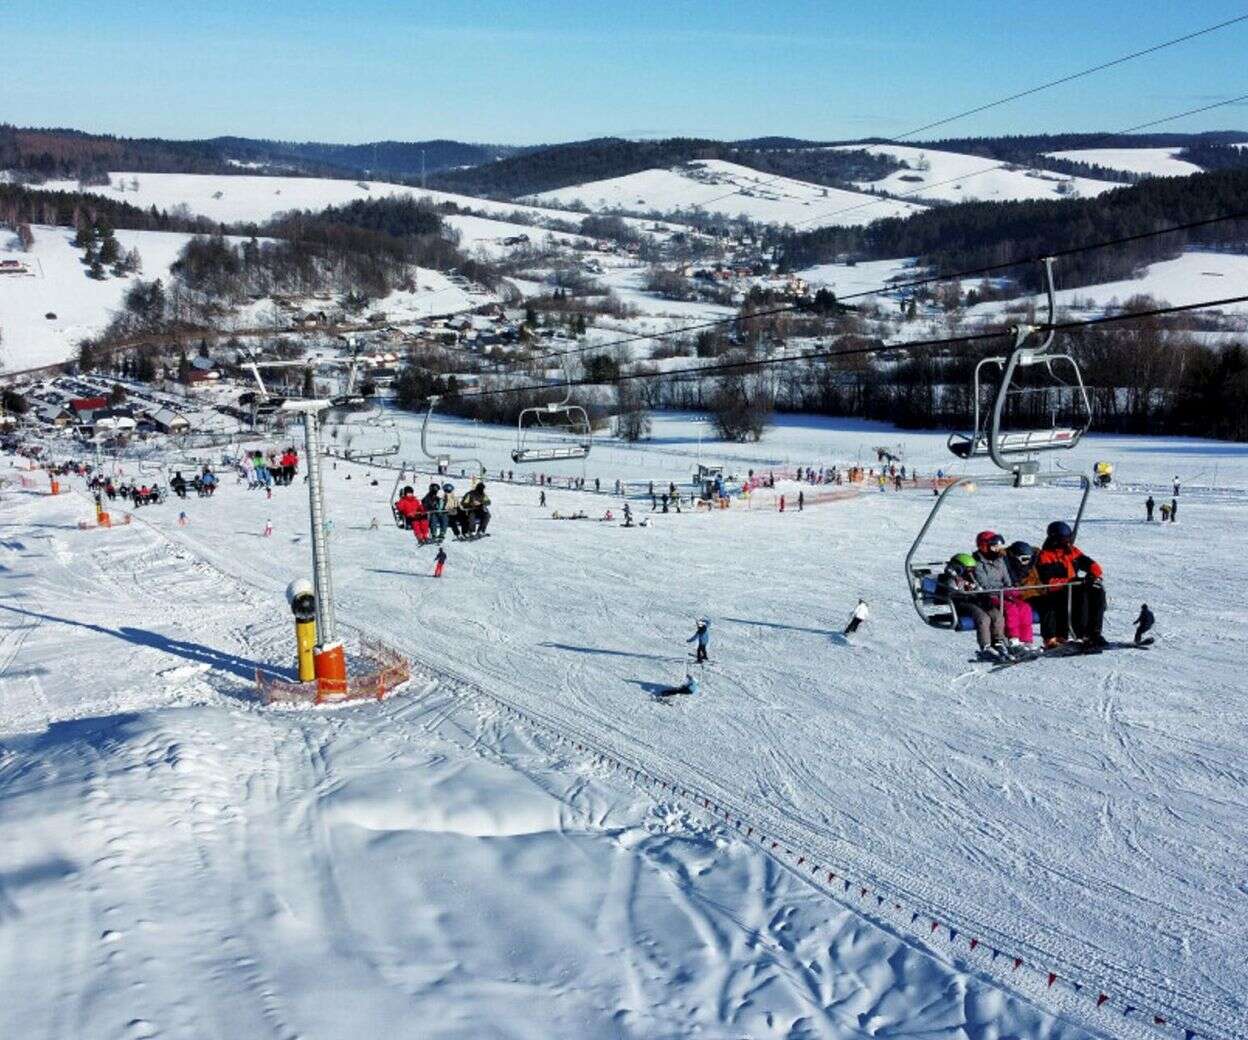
[779,168,1248,293]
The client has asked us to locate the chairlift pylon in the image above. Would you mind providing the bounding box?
[511,353,592,465]
[905,258,1094,630]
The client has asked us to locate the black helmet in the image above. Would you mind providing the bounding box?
[1007,540,1035,562]
[1046,520,1073,542]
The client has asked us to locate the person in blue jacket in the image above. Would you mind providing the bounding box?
[688,617,710,663]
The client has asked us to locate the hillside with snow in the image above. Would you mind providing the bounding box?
[0,226,202,371]
[529,158,927,227]
[830,143,1120,203]
[40,172,666,242]
[1044,147,1204,178]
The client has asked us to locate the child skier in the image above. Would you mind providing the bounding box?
[1134,603,1155,644]
[433,546,447,578]
[687,618,710,663]
[263,518,273,537]
[844,599,869,635]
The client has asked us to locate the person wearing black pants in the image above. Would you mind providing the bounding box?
[1145,495,1154,521]
[1134,604,1155,644]
[1170,497,1178,523]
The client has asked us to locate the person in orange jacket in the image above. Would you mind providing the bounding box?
[1035,521,1107,648]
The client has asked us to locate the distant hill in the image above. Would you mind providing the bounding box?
[0,125,522,185]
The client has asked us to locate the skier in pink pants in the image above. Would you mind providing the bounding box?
[1002,541,1041,647]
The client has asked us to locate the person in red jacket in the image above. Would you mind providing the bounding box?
[393,486,420,530]
[1035,521,1107,648]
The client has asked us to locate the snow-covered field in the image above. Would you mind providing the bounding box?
[1043,147,1203,178]
[968,249,1248,319]
[0,226,484,372]
[0,225,206,371]
[3,410,1246,1039]
[831,144,1120,203]
[530,159,926,227]
[42,172,659,240]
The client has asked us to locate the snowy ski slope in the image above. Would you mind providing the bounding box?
[830,144,1120,203]
[4,411,1246,1039]
[530,159,926,227]
[2,455,1100,1040]
[1043,147,1204,178]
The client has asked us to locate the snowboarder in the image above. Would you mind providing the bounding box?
[263,518,273,537]
[433,546,446,578]
[539,489,546,508]
[687,618,710,663]
[656,673,700,698]
[844,599,869,635]
[1145,495,1155,522]
[1134,603,1155,645]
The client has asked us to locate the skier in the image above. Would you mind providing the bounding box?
[263,518,273,537]
[937,554,1003,660]
[844,599,869,635]
[539,489,546,508]
[1134,603,1155,645]
[433,546,446,578]
[1145,495,1155,522]
[1170,497,1178,523]
[1003,541,1041,650]
[1036,521,1107,649]
[1173,476,1181,497]
[969,531,1013,659]
[622,502,633,527]
[177,511,188,527]
[798,489,806,510]
[1160,502,1171,522]
[687,618,710,663]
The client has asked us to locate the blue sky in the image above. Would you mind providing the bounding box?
[3,1,1246,144]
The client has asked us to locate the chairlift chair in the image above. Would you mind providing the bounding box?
[420,396,485,478]
[510,354,592,465]
[946,259,1092,470]
[906,257,1095,629]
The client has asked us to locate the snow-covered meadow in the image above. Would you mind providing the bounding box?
[530,159,927,227]
[0,226,203,371]
[2,410,1246,1039]
[830,144,1120,203]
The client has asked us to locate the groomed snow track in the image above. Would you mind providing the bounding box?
[107,488,1237,1040]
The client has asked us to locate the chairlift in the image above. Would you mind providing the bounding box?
[420,396,485,477]
[510,354,592,465]
[946,258,1092,467]
[389,461,419,528]
[905,258,1094,630]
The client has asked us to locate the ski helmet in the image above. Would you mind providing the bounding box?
[951,552,976,570]
[975,530,1004,553]
[1046,520,1073,542]
[442,483,454,492]
[1007,540,1035,562]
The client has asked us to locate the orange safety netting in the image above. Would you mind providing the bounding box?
[256,640,411,706]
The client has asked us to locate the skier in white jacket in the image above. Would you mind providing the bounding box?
[844,599,869,635]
